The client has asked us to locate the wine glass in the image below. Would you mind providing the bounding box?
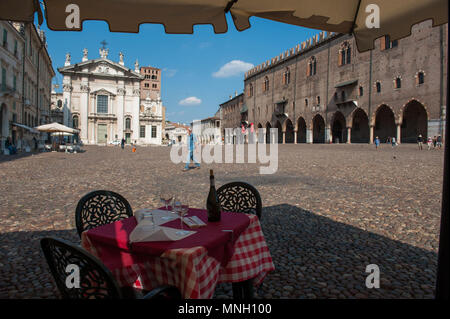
[178,204,189,231]
[159,187,173,211]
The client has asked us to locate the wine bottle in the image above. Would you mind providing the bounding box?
[207,169,221,222]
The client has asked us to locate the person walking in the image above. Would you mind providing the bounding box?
[417,134,423,150]
[375,136,380,149]
[391,136,397,148]
[427,136,433,150]
[121,137,125,150]
[433,136,437,149]
[437,135,443,149]
[183,128,200,171]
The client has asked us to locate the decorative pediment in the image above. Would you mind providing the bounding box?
[90,88,116,97]
[58,58,143,80]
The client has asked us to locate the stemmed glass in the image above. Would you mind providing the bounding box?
[159,187,173,212]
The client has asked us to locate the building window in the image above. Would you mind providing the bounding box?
[140,125,145,138]
[381,35,398,50]
[339,42,351,66]
[341,91,346,101]
[263,76,269,92]
[248,83,254,97]
[2,29,7,48]
[144,83,149,88]
[417,72,425,85]
[125,118,131,130]
[395,77,401,89]
[97,95,108,113]
[305,98,309,107]
[359,86,364,96]
[376,81,381,93]
[152,84,157,88]
[151,126,157,138]
[73,115,79,128]
[307,57,317,76]
[283,67,291,85]
[1,68,6,91]
[316,96,320,105]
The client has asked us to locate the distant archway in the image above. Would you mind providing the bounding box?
[0,103,8,148]
[331,111,347,143]
[351,108,370,143]
[374,105,396,142]
[401,100,428,143]
[312,114,325,143]
[285,119,294,143]
[297,117,307,143]
[265,122,272,143]
[275,121,283,144]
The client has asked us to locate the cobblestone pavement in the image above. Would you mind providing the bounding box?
[0,143,444,299]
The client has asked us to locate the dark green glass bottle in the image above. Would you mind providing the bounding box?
[207,169,221,222]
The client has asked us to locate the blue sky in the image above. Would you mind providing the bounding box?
[41,14,320,125]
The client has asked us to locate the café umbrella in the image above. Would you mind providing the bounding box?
[1,0,448,298]
[35,122,79,134]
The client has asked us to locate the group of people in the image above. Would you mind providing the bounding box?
[374,136,397,149]
[4,137,17,155]
[374,134,444,150]
[417,134,443,150]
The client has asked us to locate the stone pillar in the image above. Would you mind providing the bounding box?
[325,127,331,144]
[117,87,125,141]
[282,131,286,144]
[294,130,298,144]
[369,125,374,144]
[80,84,89,143]
[396,123,401,144]
[347,127,352,144]
[306,129,313,144]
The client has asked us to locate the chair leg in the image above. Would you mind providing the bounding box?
[242,279,254,299]
[232,282,243,299]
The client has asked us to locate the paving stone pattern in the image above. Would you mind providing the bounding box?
[0,143,444,299]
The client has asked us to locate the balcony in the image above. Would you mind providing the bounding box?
[0,85,19,98]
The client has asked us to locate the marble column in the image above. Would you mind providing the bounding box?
[347,127,352,144]
[294,130,298,144]
[282,131,286,144]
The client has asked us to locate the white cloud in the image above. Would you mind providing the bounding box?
[163,68,177,78]
[212,60,254,78]
[179,96,202,106]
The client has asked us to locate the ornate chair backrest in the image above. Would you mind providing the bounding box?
[75,190,133,238]
[217,182,262,220]
[40,237,122,299]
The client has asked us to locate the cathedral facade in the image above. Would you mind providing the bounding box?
[57,47,162,145]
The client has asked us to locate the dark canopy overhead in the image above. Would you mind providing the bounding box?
[0,0,447,52]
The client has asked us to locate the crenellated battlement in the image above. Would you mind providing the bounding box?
[244,31,339,79]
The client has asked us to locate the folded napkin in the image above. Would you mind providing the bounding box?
[131,209,196,243]
[135,209,178,225]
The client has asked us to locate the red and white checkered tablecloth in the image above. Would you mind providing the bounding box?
[81,214,274,299]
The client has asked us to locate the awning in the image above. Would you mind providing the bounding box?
[334,79,358,88]
[240,105,248,114]
[275,99,287,104]
[0,0,446,52]
[12,123,39,134]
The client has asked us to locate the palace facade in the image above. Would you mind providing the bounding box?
[221,20,447,144]
[57,48,163,145]
[1,21,54,152]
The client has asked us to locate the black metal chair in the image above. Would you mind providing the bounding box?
[216,181,262,299]
[75,190,133,238]
[40,237,182,299]
[217,181,262,220]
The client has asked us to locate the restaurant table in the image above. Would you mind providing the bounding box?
[81,208,275,299]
